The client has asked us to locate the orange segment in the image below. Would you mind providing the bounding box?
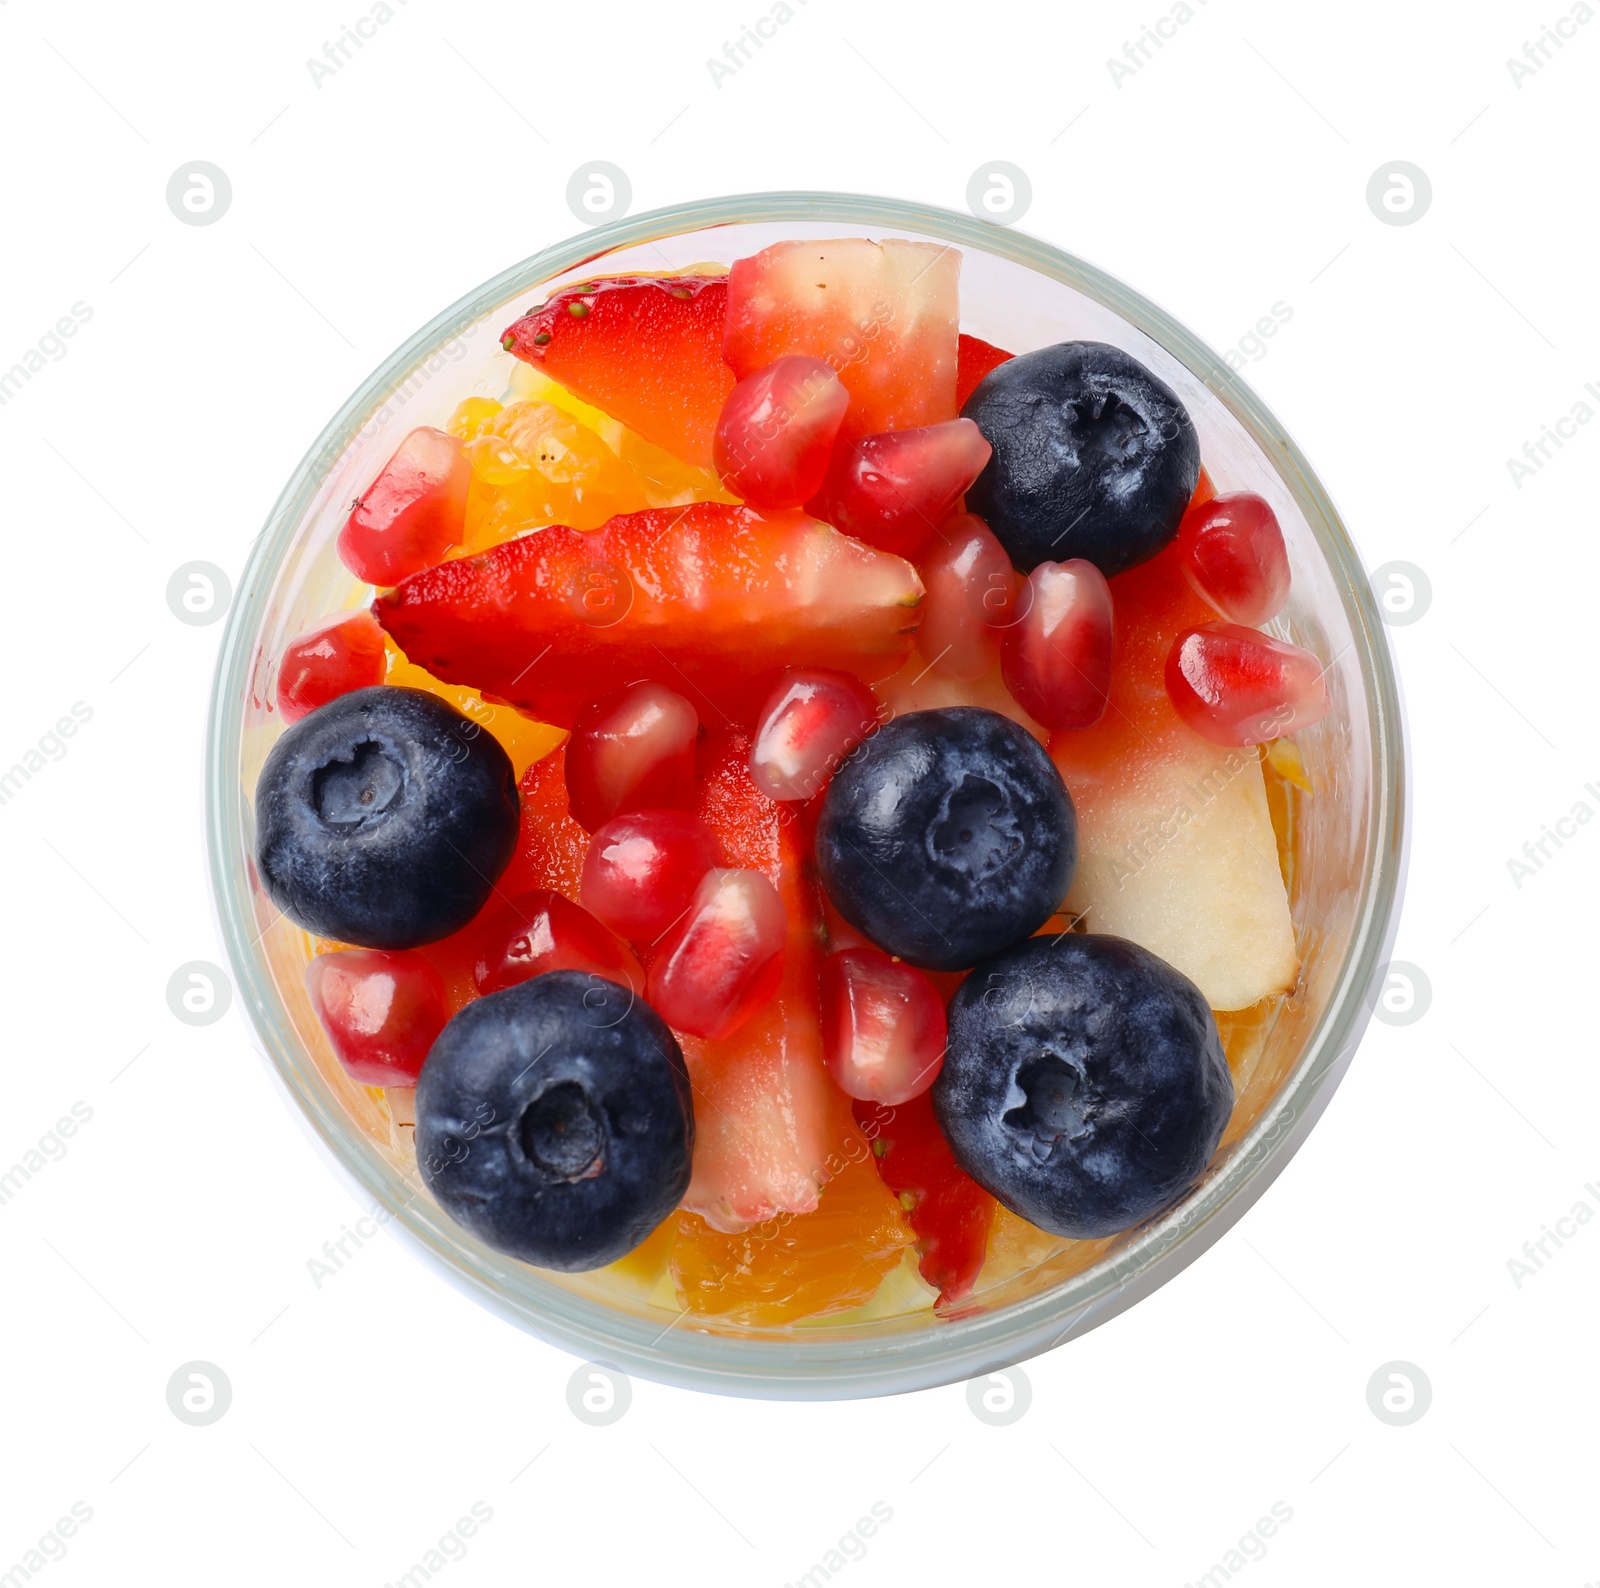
[383,639,564,779]
[671,1142,913,1326]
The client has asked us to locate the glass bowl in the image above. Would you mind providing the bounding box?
[207,193,1406,1400]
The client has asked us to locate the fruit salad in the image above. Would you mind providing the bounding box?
[252,238,1329,1329]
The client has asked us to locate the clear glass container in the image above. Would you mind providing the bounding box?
[206,194,1406,1399]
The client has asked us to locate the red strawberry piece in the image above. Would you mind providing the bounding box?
[500,274,734,467]
[956,333,1014,408]
[853,1092,995,1307]
[275,610,386,724]
[338,427,469,586]
[306,948,449,1087]
[373,502,924,728]
[807,419,991,558]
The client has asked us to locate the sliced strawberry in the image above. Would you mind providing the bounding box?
[499,745,591,900]
[500,274,734,467]
[724,238,960,440]
[853,1093,995,1308]
[956,333,1014,408]
[373,503,924,728]
[807,418,991,558]
[675,729,846,1233]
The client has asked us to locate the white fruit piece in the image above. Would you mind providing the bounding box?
[1059,732,1297,1012]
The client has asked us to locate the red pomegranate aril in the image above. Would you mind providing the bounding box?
[916,514,1019,681]
[646,867,786,1040]
[821,947,947,1105]
[1001,559,1114,731]
[713,355,850,508]
[806,418,992,558]
[276,610,387,723]
[337,427,470,586]
[749,668,880,801]
[1175,492,1291,625]
[306,949,448,1087]
[580,808,723,945]
[1165,621,1329,746]
[565,681,699,833]
[471,889,642,996]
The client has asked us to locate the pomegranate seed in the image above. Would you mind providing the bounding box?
[580,808,723,945]
[1166,621,1330,746]
[915,514,1019,681]
[646,868,786,1040]
[1000,559,1114,731]
[1175,492,1291,624]
[712,356,850,508]
[749,668,881,801]
[276,610,386,723]
[305,949,448,1087]
[337,427,470,586]
[821,947,947,1104]
[807,418,992,558]
[565,681,699,833]
[471,888,643,996]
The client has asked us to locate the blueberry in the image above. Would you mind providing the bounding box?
[415,971,693,1271]
[962,341,1200,577]
[255,685,519,949]
[932,933,1233,1237]
[815,707,1075,972]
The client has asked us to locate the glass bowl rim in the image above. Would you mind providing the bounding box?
[206,190,1407,1400]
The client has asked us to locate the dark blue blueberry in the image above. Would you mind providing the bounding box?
[815,707,1075,972]
[415,972,693,1270]
[933,933,1233,1237]
[255,685,518,949]
[962,341,1200,577]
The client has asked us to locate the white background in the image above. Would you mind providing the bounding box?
[1,0,1595,1583]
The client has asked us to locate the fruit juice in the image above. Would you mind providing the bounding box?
[251,238,1334,1336]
